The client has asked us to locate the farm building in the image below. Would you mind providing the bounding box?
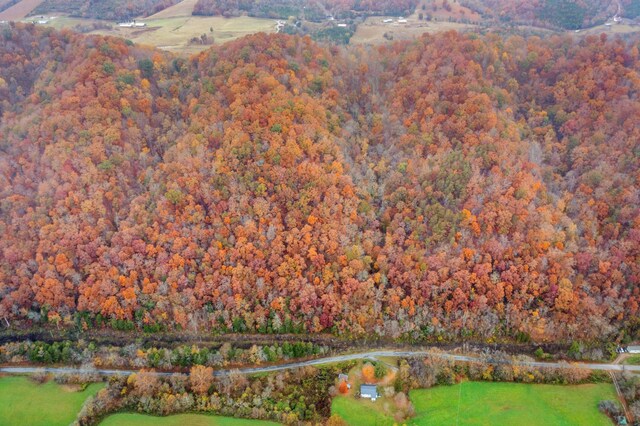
[628,346,640,354]
[119,21,146,28]
[383,19,393,23]
[360,384,378,401]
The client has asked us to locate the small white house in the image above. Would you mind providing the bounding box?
[134,22,146,27]
[337,23,347,27]
[628,346,640,354]
[383,19,393,23]
[360,384,378,401]
[398,19,408,24]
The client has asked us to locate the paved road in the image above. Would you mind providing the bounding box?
[2,350,640,377]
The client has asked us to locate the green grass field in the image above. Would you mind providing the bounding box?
[0,376,104,426]
[332,395,397,425]
[409,382,617,426]
[624,355,640,365]
[332,381,618,426]
[100,413,280,426]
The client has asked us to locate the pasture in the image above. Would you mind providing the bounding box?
[0,376,103,426]
[100,413,280,425]
[332,381,619,425]
[0,0,42,20]
[410,382,618,425]
[351,18,475,44]
[146,0,198,19]
[39,14,276,54]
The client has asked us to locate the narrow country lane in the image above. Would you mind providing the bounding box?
[2,350,640,377]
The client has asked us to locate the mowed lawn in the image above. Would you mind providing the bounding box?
[0,376,104,426]
[100,413,280,426]
[410,382,617,426]
[333,382,618,425]
[332,395,397,425]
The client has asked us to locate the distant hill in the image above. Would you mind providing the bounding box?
[622,0,640,19]
[458,0,616,29]
[193,0,419,20]
[32,0,181,20]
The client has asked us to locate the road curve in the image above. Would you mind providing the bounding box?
[2,350,640,377]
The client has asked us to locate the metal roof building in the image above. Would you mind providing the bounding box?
[360,384,378,400]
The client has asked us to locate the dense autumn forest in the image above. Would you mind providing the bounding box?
[0,23,638,344]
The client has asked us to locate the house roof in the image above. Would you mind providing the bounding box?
[360,384,378,395]
[628,345,640,350]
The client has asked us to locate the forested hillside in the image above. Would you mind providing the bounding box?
[459,0,616,29]
[0,24,638,343]
[193,0,419,20]
[32,0,181,20]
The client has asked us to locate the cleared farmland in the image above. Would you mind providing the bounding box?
[40,14,277,54]
[0,0,42,20]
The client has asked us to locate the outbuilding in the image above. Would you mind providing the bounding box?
[627,346,640,354]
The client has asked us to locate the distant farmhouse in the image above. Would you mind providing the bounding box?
[360,384,378,401]
[119,20,146,28]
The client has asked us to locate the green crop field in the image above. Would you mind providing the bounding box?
[410,382,617,425]
[0,376,104,426]
[100,413,281,425]
[332,381,619,425]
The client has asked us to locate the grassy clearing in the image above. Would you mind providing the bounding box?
[146,0,197,19]
[332,381,618,425]
[624,354,640,365]
[0,376,104,426]
[410,0,482,22]
[350,17,475,44]
[332,395,397,425]
[39,15,276,54]
[100,413,280,426]
[577,23,640,35]
[0,0,42,20]
[409,382,617,426]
